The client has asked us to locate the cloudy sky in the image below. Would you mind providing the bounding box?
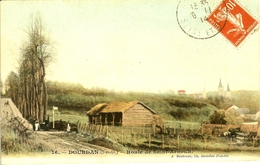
[1,0,259,94]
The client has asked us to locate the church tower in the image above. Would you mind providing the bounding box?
[218,79,224,97]
[226,83,231,99]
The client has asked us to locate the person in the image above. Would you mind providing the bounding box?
[44,116,49,131]
[35,120,39,131]
[66,122,71,133]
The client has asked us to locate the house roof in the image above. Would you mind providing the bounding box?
[87,101,157,115]
[178,90,186,93]
[86,103,108,116]
[226,105,239,110]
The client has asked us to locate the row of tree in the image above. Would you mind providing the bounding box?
[5,14,53,123]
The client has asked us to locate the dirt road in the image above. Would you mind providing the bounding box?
[1,98,118,155]
[29,130,119,155]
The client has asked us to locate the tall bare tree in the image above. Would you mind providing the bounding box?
[6,13,54,123]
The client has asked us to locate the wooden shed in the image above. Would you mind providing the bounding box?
[87,103,108,125]
[87,101,157,126]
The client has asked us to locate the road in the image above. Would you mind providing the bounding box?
[1,98,117,155]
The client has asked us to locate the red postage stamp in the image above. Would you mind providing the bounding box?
[207,0,258,47]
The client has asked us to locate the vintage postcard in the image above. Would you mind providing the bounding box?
[1,0,260,164]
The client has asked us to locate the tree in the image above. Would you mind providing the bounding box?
[209,109,226,124]
[6,13,54,123]
[5,71,20,105]
[209,108,244,125]
[224,108,244,125]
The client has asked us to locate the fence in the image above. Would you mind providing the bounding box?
[164,120,201,135]
[201,123,260,136]
[76,121,203,149]
[76,121,260,149]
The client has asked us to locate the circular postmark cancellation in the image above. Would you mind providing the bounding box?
[176,0,227,39]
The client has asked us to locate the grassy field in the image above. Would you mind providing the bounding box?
[46,109,89,124]
[3,81,260,155]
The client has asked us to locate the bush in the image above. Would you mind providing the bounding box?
[210,109,227,124]
[1,128,20,154]
[224,108,244,125]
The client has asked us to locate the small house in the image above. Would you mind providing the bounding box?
[87,101,157,126]
[226,105,239,111]
[178,90,186,95]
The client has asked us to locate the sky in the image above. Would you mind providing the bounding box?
[1,0,260,94]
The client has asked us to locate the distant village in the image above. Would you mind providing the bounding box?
[177,79,259,121]
[177,79,232,100]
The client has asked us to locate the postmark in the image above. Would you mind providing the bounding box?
[176,0,227,39]
[207,0,259,47]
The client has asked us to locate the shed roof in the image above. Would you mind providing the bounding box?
[87,101,156,115]
[86,103,108,116]
[100,101,156,114]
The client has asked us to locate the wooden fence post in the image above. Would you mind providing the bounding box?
[100,124,102,133]
[83,123,87,133]
[106,125,108,138]
[78,122,80,133]
[134,133,136,145]
[162,134,164,149]
[229,137,232,150]
[90,124,93,133]
[201,123,204,135]
[253,137,255,147]
[87,123,90,132]
[174,124,176,134]
[148,133,151,148]
[77,122,79,133]
[85,123,89,133]
[190,137,192,150]
[177,134,180,149]
[81,123,84,133]
[121,129,124,144]
[84,123,88,132]
[204,136,206,149]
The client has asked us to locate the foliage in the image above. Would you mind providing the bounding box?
[1,128,21,154]
[5,13,54,123]
[1,126,51,155]
[47,81,217,123]
[46,80,259,123]
[209,109,227,124]
[209,108,244,125]
[166,97,217,122]
[224,108,244,125]
[5,71,20,104]
[230,91,260,114]
[1,116,48,154]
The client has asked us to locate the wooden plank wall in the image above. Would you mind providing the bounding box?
[123,104,154,126]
